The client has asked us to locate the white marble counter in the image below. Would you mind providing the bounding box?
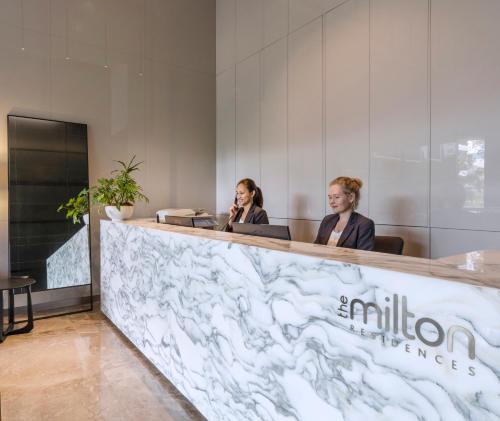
[119,219,500,289]
[101,219,500,421]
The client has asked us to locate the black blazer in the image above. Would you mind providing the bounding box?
[314,212,375,251]
[225,203,269,232]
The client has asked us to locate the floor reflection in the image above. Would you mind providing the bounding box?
[0,309,205,421]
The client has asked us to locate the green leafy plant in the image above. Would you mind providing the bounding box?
[91,156,149,209]
[57,188,90,224]
[91,177,116,208]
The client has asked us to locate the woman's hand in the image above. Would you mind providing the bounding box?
[229,204,238,221]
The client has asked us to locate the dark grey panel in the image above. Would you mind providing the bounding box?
[8,115,90,293]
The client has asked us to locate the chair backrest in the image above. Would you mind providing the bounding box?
[374,236,404,255]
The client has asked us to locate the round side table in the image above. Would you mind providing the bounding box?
[0,277,36,343]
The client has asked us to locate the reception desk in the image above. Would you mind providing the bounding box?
[100,219,500,421]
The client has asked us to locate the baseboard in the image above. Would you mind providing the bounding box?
[2,294,100,319]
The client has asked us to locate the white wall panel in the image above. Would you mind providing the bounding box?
[106,51,150,217]
[235,54,261,184]
[50,0,106,48]
[147,60,174,214]
[288,18,324,221]
[217,0,500,258]
[269,217,321,243]
[20,0,50,33]
[50,51,108,130]
[107,0,144,55]
[289,0,346,32]
[370,0,429,226]
[375,225,430,258]
[431,0,500,231]
[217,69,236,214]
[236,0,263,62]
[268,217,285,226]
[325,0,369,216]
[0,1,21,28]
[150,0,215,73]
[217,0,236,74]
[431,228,500,259]
[170,69,216,212]
[289,219,322,243]
[263,0,288,48]
[0,0,216,297]
[261,38,288,219]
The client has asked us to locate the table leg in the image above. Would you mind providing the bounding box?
[0,291,4,343]
[8,288,15,333]
[26,285,33,332]
[8,286,34,335]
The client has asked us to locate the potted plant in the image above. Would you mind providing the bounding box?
[92,156,149,221]
[57,188,90,224]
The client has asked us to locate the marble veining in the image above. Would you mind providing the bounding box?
[101,220,500,421]
[47,225,91,289]
[122,219,500,289]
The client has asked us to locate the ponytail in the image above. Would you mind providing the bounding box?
[254,186,263,208]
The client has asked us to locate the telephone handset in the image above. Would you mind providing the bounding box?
[230,196,241,223]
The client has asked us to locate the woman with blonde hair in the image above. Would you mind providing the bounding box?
[314,177,374,250]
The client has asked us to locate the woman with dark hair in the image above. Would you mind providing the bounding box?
[314,176,375,250]
[226,178,269,231]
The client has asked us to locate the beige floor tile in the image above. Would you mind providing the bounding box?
[0,309,205,421]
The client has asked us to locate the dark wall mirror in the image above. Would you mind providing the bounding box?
[7,115,92,313]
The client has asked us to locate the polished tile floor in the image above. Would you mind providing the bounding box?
[0,310,205,421]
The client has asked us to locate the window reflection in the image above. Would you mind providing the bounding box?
[457,250,483,272]
[457,139,485,209]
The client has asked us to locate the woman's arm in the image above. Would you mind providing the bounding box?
[356,220,375,251]
[254,209,269,224]
[314,217,329,244]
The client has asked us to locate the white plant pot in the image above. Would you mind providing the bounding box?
[105,205,134,221]
[82,213,90,225]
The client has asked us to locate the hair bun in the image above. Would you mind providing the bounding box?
[352,178,363,190]
[329,176,363,210]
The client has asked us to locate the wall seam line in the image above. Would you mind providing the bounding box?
[260,0,264,188]
[428,0,432,258]
[286,0,290,222]
[368,0,372,218]
[322,14,327,218]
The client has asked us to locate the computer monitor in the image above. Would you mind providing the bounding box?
[162,215,218,229]
[163,215,195,227]
[232,223,291,241]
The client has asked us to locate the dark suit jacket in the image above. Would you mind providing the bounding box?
[314,212,375,251]
[225,203,269,231]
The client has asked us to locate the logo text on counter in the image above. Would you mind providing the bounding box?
[337,294,476,376]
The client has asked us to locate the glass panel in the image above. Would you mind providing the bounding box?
[8,116,92,300]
